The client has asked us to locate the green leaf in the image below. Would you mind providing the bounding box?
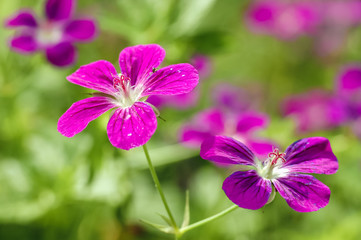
[157,213,174,226]
[139,219,174,234]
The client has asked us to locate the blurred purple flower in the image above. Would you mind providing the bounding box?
[5,0,97,67]
[336,64,361,119]
[58,44,199,150]
[212,83,250,113]
[282,90,347,133]
[180,108,274,158]
[147,54,211,110]
[246,0,320,39]
[200,135,338,212]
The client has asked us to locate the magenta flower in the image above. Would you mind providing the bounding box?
[200,136,338,212]
[246,0,320,39]
[5,0,97,67]
[336,64,361,118]
[282,90,347,133]
[180,108,275,158]
[57,44,199,150]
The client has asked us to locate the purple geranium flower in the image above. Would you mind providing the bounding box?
[282,90,347,133]
[57,44,199,150]
[5,0,97,67]
[200,135,338,212]
[180,108,275,158]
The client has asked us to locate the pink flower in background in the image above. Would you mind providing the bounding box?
[336,64,361,118]
[212,84,250,113]
[180,109,275,158]
[246,0,320,39]
[201,136,338,212]
[58,44,199,150]
[246,0,361,55]
[5,0,97,67]
[147,54,211,110]
[282,90,347,133]
[336,64,361,138]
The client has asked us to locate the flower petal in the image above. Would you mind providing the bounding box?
[66,60,118,94]
[337,65,361,92]
[180,109,225,147]
[107,102,157,150]
[140,63,199,97]
[64,18,97,41]
[236,111,269,134]
[45,42,77,67]
[223,170,272,210]
[5,10,38,28]
[200,135,255,166]
[58,96,116,137]
[247,138,276,159]
[273,173,331,212]
[118,44,165,85]
[283,137,338,174]
[9,34,38,53]
[45,0,74,22]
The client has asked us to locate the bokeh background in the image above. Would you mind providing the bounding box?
[1,0,361,239]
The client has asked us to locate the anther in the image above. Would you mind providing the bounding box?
[268,148,286,165]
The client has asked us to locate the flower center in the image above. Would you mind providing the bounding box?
[112,74,142,108]
[36,23,63,46]
[256,148,289,180]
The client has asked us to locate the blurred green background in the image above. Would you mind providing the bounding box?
[1,0,361,239]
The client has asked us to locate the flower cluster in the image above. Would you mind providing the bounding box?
[246,0,361,55]
[282,64,361,137]
[5,0,97,66]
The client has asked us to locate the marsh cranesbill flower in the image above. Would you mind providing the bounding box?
[180,109,274,158]
[336,64,361,118]
[5,0,97,67]
[246,0,320,39]
[200,136,338,212]
[282,90,347,133]
[212,84,250,113]
[58,44,199,150]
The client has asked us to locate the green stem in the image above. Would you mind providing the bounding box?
[180,205,238,235]
[142,144,178,229]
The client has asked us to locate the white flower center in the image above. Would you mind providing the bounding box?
[112,74,143,108]
[255,148,289,180]
[36,23,63,46]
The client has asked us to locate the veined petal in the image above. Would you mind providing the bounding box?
[5,10,38,28]
[236,111,269,134]
[273,173,331,212]
[45,0,74,22]
[200,135,255,166]
[283,137,338,174]
[58,96,116,137]
[223,170,272,210]
[64,18,97,42]
[9,34,38,53]
[140,63,199,97]
[66,60,118,94]
[118,44,165,85]
[107,102,157,150]
[45,42,77,67]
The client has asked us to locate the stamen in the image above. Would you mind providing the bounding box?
[268,148,286,165]
[113,74,131,91]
